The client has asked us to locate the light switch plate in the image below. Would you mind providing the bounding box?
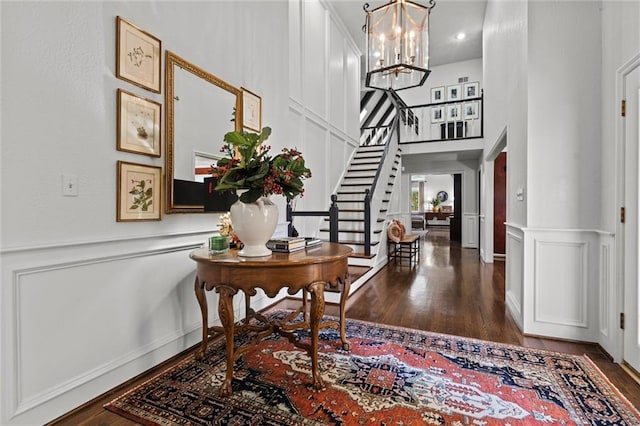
[62,174,78,197]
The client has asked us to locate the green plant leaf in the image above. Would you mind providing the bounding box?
[239,188,262,203]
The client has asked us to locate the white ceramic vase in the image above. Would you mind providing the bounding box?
[230,192,278,257]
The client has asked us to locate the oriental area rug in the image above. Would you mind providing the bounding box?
[105,311,640,425]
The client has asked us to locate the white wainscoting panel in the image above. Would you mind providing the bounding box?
[523,228,599,341]
[328,15,345,130]
[302,0,327,117]
[479,215,486,261]
[1,232,273,424]
[287,0,360,212]
[505,224,524,330]
[534,240,588,327]
[597,232,620,361]
[462,213,478,248]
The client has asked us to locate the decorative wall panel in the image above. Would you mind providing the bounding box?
[506,225,524,330]
[534,240,588,327]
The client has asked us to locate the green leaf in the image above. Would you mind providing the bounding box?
[224,131,250,147]
[239,188,262,203]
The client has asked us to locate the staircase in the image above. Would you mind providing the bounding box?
[318,90,402,267]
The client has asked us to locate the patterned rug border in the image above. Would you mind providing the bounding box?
[104,310,640,424]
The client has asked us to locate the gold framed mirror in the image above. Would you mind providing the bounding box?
[165,50,242,213]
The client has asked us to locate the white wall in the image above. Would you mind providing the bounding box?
[482,0,528,230]
[527,1,601,229]
[0,1,358,424]
[288,0,360,236]
[399,58,483,107]
[482,0,635,350]
[482,0,528,329]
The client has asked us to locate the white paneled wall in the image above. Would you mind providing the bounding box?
[506,224,525,330]
[521,228,603,343]
[0,1,361,423]
[287,0,360,236]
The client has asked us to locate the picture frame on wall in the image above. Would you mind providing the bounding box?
[117,89,161,157]
[447,104,462,121]
[241,88,262,132]
[464,82,479,99]
[117,161,162,222]
[431,106,444,123]
[447,84,462,101]
[464,101,479,119]
[116,16,162,93]
[431,86,444,103]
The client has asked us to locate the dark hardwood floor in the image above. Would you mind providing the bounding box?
[50,227,640,425]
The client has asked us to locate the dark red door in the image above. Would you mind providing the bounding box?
[493,152,507,255]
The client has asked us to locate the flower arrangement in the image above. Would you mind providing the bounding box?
[210,127,312,204]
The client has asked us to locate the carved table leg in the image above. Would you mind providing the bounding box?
[243,291,251,323]
[217,285,237,397]
[308,281,326,391]
[194,277,208,360]
[338,276,351,351]
[302,288,308,323]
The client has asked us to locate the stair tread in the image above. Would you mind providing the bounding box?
[349,253,377,260]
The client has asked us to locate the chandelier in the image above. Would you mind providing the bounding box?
[364,0,434,91]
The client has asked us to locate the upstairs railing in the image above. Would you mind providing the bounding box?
[360,124,392,146]
[399,89,484,144]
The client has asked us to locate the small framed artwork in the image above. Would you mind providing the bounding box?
[464,82,479,99]
[431,106,444,123]
[117,161,162,221]
[117,89,161,157]
[447,84,462,101]
[431,86,444,103]
[116,16,161,93]
[464,101,479,119]
[241,88,262,132]
[447,104,462,121]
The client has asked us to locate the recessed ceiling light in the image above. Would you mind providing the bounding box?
[456,32,466,41]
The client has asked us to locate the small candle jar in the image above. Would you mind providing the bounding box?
[209,235,229,253]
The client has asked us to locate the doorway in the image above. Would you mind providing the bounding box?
[620,55,640,375]
[493,152,507,257]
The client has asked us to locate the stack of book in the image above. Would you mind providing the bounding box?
[266,237,306,253]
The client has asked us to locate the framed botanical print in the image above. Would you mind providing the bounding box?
[431,86,444,103]
[117,161,162,221]
[447,104,462,121]
[117,89,161,157]
[116,16,162,93]
[241,88,262,132]
[431,106,444,123]
[447,84,462,101]
[464,101,479,119]
[464,81,479,99]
